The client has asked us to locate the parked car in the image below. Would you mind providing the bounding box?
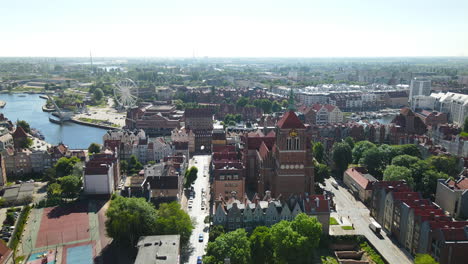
[198,234,203,242]
[197,256,203,264]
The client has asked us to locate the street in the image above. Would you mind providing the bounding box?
[324,178,413,264]
[184,155,211,264]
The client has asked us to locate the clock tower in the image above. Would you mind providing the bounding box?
[268,110,314,197]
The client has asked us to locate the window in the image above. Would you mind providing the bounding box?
[220,175,225,180]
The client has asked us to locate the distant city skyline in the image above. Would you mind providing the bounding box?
[1,0,467,57]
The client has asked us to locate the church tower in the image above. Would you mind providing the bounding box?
[271,109,314,197]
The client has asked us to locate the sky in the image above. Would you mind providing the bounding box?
[0,0,467,57]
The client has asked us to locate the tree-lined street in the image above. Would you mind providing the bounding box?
[324,178,413,264]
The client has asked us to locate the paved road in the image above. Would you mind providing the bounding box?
[324,178,413,264]
[185,155,211,264]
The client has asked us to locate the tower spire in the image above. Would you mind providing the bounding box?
[288,88,296,111]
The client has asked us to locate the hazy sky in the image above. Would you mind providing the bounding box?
[1,0,467,57]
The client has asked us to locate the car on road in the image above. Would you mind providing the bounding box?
[201,205,205,210]
[198,234,204,242]
[197,256,203,264]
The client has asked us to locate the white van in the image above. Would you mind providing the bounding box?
[369,218,381,234]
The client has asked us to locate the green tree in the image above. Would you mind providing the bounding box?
[59,175,81,197]
[391,154,421,168]
[19,137,33,149]
[87,143,101,154]
[414,254,439,264]
[128,155,143,174]
[359,147,385,177]
[120,160,128,173]
[93,88,104,101]
[422,170,449,198]
[313,142,324,163]
[383,165,414,187]
[428,155,460,177]
[344,137,355,149]
[209,225,225,242]
[272,101,282,112]
[16,120,31,133]
[55,156,81,177]
[155,202,193,244]
[250,226,273,264]
[236,97,249,108]
[47,183,62,198]
[105,196,158,246]
[332,142,353,177]
[392,144,422,158]
[352,141,376,164]
[184,166,198,188]
[291,213,322,249]
[281,99,289,108]
[271,221,309,264]
[204,229,251,264]
[314,163,331,185]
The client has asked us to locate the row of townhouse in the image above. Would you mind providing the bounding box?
[298,104,344,125]
[297,90,409,110]
[213,192,331,234]
[103,129,185,164]
[371,181,468,264]
[2,143,85,176]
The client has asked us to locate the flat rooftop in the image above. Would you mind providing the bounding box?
[135,235,180,264]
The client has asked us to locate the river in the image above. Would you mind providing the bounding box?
[0,93,108,149]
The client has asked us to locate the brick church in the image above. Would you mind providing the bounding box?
[244,109,315,197]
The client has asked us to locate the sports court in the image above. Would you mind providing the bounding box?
[62,242,95,264]
[27,250,56,264]
[35,203,90,248]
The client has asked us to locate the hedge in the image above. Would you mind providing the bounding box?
[9,205,31,250]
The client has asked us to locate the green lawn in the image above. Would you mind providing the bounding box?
[341,225,354,230]
[330,217,339,225]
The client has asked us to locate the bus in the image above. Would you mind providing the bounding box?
[369,218,381,234]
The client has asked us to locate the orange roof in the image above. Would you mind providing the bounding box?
[345,167,376,190]
[446,177,468,190]
[276,111,305,129]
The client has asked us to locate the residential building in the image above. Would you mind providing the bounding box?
[343,167,376,203]
[143,156,187,203]
[433,92,468,126]
[370,181,468,264]
[297,92,329,106]
[83,150,120,195]
[311,104,344,124]
[0,154,6,186]
[391,108,427,135]
[435,177,468,219]
[213,192,331,234]
[135,235,180,264]
[184,108,213,153]
[409,77,432,102]
[0,128,13,151]
[211,145,245,200]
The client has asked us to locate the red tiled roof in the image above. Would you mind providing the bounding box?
[440,228,468,241]
[0,241,12,264]
[303,195,330,213]
[259,141,270,159]
[276,111,305,129]
[323,104,336,112]
[446,177,468,190]
[345,167,375,190]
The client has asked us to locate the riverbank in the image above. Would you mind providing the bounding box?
[70,117,119,130]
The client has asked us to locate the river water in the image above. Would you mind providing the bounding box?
[0,94,107,149]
